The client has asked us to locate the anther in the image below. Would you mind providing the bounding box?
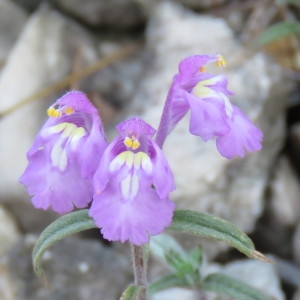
[216,55,226,67]
[64,107,75,115]
[47,107,62,118]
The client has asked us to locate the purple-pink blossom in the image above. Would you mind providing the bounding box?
[156,54,263,159]
[20,91,107,213]
[89,117,175,245]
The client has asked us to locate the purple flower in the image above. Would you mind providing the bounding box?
[89,117,175,245]
[156,54,263,158]
[20,91,107,213]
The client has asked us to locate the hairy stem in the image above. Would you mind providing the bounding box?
[131,243,149,299]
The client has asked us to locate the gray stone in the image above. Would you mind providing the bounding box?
[0,4,99,232]
[0,0,28,64]
[0,261,17,300]
[152,288,201,300]
[294,288,300,300]
[3,235,132,300]
[55,0,146,29]
[86,41,146,110]
[125,2,290,257]
[293,223,300,265]
[269,156,300,226]
[220,259,285,300]
[0,205,21,256]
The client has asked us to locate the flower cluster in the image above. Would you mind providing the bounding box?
[20,54,263,245]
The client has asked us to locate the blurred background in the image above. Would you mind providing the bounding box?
[0,0,300,299]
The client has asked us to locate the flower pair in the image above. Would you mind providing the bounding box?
[156,54,263,159]
[20,91,175,245]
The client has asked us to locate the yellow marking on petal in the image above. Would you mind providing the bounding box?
[109,151,134,172]
[64,107,75,115]
[133,152,150,169]
[216,55,226,67]
[199,67,206,72]
[48,122,69,134]
[47,107,62,118]
[192,83,214,98]
[119,151,134,166]
[71,127,86,138]
[192,76,221,98]
[61,123,77,138]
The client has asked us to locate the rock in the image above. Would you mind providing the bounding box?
[55,0,146,29]
[0,0,28,64]
[125,2,290,257]
[0,262,17,300]
[269,156,300,226]
[0,4,99,232]
[294,288,300,300]
[13,0,45,12]
[288,123,300,172]
[0,205,21,256]
[293,223,300,265]
[151,287,200,300]
[271,255,300,288]
[4,235,132,299]
[220,259,285,300]
[86,41,146,110]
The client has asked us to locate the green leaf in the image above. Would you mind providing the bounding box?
[120,284,146,300]
[253,21,300,49]
[188,246,203,268]
[150,234,187,268]
[202,273,271,300]
[32,209,96,286]
[148,274,190,294]
[151,234,201,285]
[168,210,271,262]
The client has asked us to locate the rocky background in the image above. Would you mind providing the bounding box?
[0,0,300,299]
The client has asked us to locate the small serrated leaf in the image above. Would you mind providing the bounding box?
[32,209,96,285]
[168,210,270,262]
[202,273,271,300]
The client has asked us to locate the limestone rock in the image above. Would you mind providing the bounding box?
[0,0,28,63]
[0,262,16,300]
[4,236,132,300]
[269,156,300,226]
[55,0,146,29]
[293,223,300,265]
[0,205,20,256]
[152,288,200,300]
[220,259,285,300]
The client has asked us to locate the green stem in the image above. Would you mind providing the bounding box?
[131,243,149,299]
